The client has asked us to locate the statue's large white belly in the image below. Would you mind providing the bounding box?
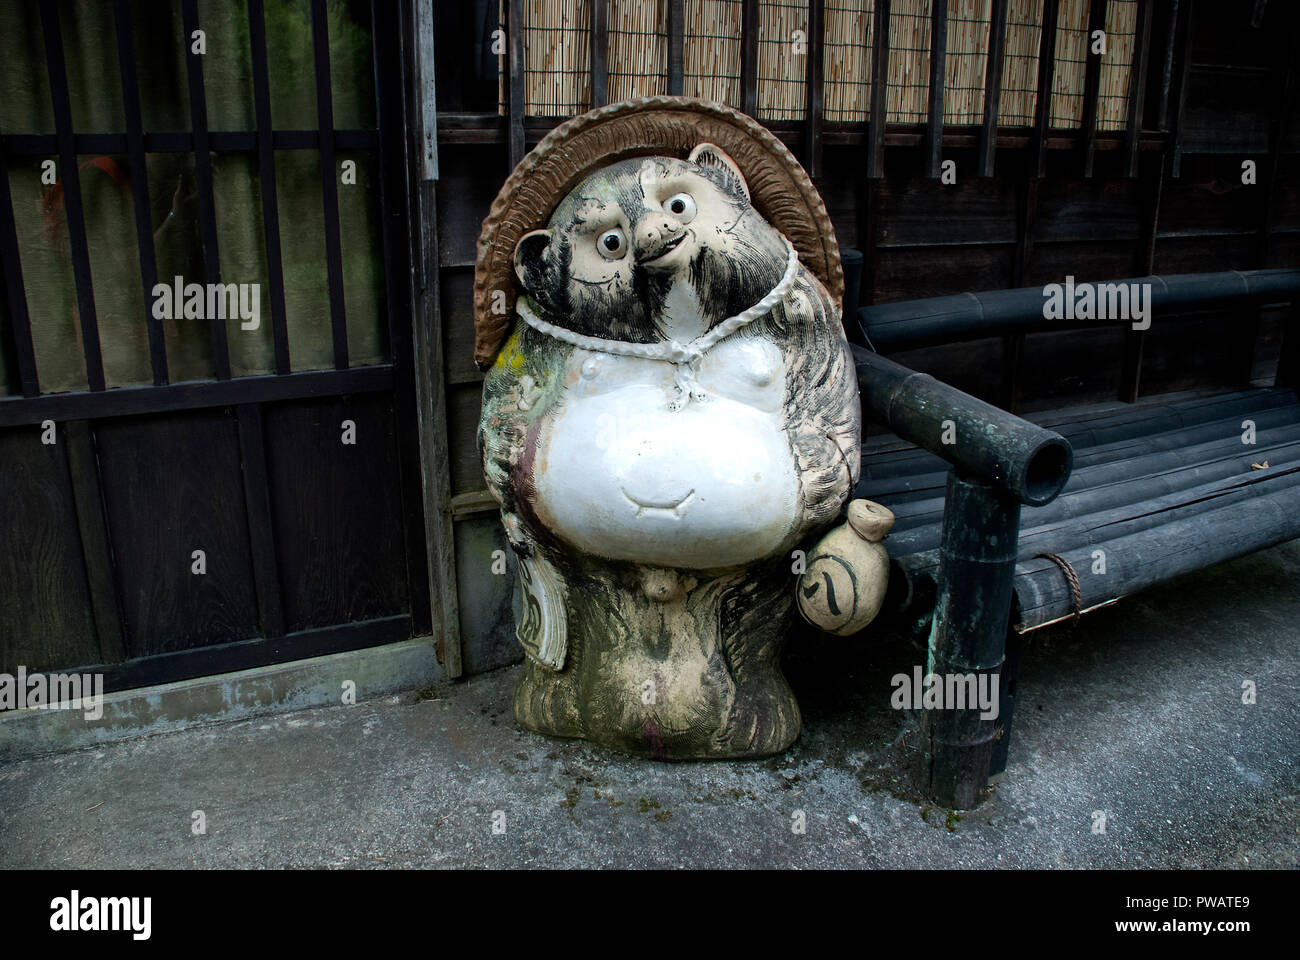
[532,344,798,569]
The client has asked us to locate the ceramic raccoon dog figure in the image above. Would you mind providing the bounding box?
[479,143,864,759]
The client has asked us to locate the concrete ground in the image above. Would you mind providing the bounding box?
[2,542,1298,869]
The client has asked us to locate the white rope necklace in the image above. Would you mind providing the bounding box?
[516,235,800,407]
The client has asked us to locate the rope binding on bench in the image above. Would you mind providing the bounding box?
[1035,552,1083,627]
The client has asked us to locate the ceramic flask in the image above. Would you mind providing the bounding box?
[797,499,895,636]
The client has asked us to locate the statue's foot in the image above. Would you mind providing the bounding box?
[513,660,584,739]
[718,671,802,758]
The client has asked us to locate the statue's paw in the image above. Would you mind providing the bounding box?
[720,673,801,758]
[513,661,584,739]
[796,499,894,636]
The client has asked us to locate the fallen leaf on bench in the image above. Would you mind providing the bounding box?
[1251,461,1269,470]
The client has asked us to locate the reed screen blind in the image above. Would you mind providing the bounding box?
[495,0,1138,130]
[684,0,743,107]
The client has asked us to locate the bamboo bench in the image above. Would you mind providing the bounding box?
[848,268,1300,808]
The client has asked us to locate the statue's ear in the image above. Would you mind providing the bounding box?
[513,229,552,286]
[688,142,749,202]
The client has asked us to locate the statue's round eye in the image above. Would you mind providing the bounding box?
[664,192,696,223]
[597,228,627,259]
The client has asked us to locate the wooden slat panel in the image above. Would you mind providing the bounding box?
[453,513,522,675]
[89,615,412,694]
[65,420,126,664]
[236,404,285,639]
[873,244,1013,303]
[0,427,99,673]
[876,171,1019,247]
[264,395,409,633]
[448,382,487,496]
[96,412,260,657]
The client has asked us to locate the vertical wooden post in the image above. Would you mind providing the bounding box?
[979,0,1008,178]
[1256,25,1295,268]
[804,0,825,178]
[1079,0,1107,178]
[409,2,463,676]
[1168,0,1195,178]
[41,2,109,390]
[926,0,948,179]
[1002,160,1040,412]
[179,0,230,380]
[1031,0,1060,178]
[1121,151,1164,402]
[1153,0,1180,130]
[590,0,608,107]
[1123,0,1154,178]
[741,0,760,117]
[113,0,169,385]
[507,0,525,170]
[0,143,39,398]
[867,0,891,179]
[668,0,685,95]
[309,0,350,371]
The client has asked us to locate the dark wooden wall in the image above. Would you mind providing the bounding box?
[0,0,431,693]
[0,396,421,690]
[424,0,1299,675]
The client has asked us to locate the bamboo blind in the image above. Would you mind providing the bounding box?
[491,0,1138,130]
[1097,0,1138,130]
[523,0,592,116]
[1000,0,1044,126]
[684,0,743,106]
[607,0,670,101]
[824,1,872,121]
[1048,0,1089,125]
[755,1,808,119]
[887,0,932,123]
[943,0,992,124]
